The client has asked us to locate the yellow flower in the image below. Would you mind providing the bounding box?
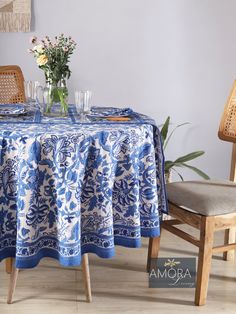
[37,55,48,66]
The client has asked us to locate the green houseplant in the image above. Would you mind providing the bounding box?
[161,116,209,182]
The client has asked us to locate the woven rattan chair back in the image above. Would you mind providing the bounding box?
[0,65,26,104]
[218,80,236,143]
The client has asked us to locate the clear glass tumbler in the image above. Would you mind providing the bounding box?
[75,90,92,115]
[24,81,41,103]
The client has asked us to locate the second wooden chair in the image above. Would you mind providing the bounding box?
[147,80,236,306]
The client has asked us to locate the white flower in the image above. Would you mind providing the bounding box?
[33,44,44,54]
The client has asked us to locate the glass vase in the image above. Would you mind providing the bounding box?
[44,78,69,116]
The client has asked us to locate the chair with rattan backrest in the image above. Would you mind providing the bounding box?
[147,81,236,306]
[0,65,26,104]
[0,66,26,276]
[219,80,236,182]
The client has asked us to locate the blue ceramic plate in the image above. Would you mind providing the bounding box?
[0,104,26,116]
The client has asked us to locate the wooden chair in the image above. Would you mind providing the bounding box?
[7,254,92,304]
[0,65,26,277]
[0,65,26,104]
[0,65,25,276]
[147,80,236,306]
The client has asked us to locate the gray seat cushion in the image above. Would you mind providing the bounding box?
[167,180,236,216]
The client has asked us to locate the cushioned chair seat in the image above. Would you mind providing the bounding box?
[167,180,236,216]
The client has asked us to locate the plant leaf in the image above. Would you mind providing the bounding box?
[164,122,190,150]
[172,168,184,181]
[174,151,205,163]
[164,160,175,172]
[182,163,210,180]
[165,161,187,171]
[160,116,170,144]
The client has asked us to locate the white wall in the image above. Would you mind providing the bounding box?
[0,0,235,180]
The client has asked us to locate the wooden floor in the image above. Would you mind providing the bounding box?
[0,228,236,314]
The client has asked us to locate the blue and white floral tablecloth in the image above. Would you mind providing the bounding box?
[0,105,167,268]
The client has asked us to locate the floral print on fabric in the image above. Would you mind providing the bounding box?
[0,109,167,268]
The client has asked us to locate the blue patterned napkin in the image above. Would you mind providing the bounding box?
[90,106,134,117]
[0,104,26,115]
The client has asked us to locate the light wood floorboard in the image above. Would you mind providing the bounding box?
[0,228,236,313]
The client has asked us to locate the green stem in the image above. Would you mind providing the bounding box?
[58,88,68,115]
[46,90,53,113]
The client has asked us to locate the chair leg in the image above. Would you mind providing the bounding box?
[223,228,236,261]
[146,236,161,273]
[195,216,214,306]
[7,266,19,304]
[82,253,92,302]
[5,258,13,274]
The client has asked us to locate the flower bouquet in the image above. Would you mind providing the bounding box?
[29,34,76,115]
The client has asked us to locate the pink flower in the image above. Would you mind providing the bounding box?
[30,36,37,44]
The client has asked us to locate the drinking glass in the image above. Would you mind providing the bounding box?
[75,90,92,115]
[24,81,41,103]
